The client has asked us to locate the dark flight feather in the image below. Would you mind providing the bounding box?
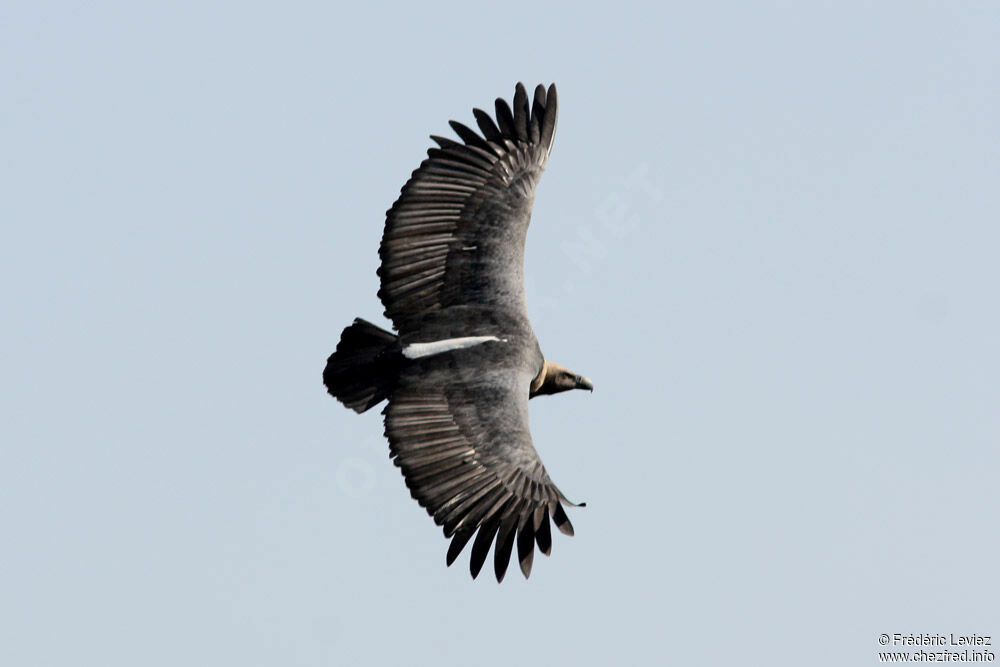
[516,515,536,578]
[553,502,575,537]
[493,511,520,582]
[473,108,504,145]
[448,120,492,151]
[535,506,552,556]
[493,97,517,143]
[512,82,530,143]
[447,528,475,567]
[470,516,502,579]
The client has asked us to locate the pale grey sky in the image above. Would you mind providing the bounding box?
[2,2,998,665]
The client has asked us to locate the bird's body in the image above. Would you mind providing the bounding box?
[324,83,592,582]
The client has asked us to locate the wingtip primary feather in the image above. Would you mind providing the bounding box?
[512,83,529,142]
[534,506,552,556]
[469,519,500,579]
[529,84,546,144]
[494,96,517,140]
[493,515,519,583]
[448,120,490,151]
[553,502,574,537]
[446,528,474,567]
[539,83,558,151]
[429,134,460,149]
[517,519,535,578]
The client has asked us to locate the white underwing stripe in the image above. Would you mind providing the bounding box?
[402,336,505,359]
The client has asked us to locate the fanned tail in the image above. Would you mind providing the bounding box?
[323,318,401,413]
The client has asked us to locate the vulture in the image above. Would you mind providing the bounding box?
[323,83,592,582]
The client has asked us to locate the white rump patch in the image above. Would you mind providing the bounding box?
[402,336,504,359]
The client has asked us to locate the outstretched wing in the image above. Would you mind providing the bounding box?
[383,344,578,582]
[377,83,558,335]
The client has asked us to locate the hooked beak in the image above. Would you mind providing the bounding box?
[575,375,594,392]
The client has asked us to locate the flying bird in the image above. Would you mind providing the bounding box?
[323,83,592,582]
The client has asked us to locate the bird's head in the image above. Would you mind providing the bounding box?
[530,360,594,397]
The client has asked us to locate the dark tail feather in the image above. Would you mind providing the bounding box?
[323,318,400,413]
